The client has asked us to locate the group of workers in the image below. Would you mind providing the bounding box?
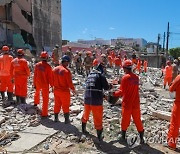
[0,45,180,150]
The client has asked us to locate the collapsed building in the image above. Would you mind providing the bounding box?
[0,0,62,54]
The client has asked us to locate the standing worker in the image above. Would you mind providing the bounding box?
[33,51,53,117]
[10,49,30,104]
[167,74,180,150]
[81,63,111,141]
[172,59,179,81]
[0,46,14,101]
[52,44,60,66]
[52,55,76,123]
[143,59,148,73]
[113,60,144,143]
[163,61,173,89]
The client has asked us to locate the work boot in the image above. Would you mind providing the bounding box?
[54,113,59,122]
[7,92,13,101]
[20,97,26,104]
[119,130,126,141]
[16,96,20,104]
[82,122,88,134]
[139,130,145,144]
[0,92,5,101]
[96,129,104,141]
[64,113,70,124]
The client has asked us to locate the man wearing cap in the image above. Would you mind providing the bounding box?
[113,60,144,144]
[52,44,60,66]
[52,55,76,123]
[10,49,30,104]
[81,63,111,141]
[33,51,53,117]
[83,51,93,76]
[0,46,14,101]
[172,59,179,81]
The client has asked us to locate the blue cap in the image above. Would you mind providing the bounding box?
[62,55,70,62]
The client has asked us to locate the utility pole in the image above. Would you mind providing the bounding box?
[166,22,170,59]
[162,32,166,53]
[157,33,160,67]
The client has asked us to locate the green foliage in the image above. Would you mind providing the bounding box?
[169,47,180,58]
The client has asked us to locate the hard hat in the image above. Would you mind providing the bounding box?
[62,55,70,62]
[40,51,48,59]
[55,44,59,48]
[93,59,98,66]
[123,60,133,68]
[2,46,9,51]
[17,49,24,55]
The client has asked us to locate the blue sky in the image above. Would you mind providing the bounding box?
[62,0,180,48]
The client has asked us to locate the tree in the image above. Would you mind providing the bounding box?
[169,47,180,59]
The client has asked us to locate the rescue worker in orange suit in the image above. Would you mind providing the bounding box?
[164,61,173,89]
[0,46,14,101]
[81,63,111,141]
[167,74,180,150]
[114,55,122,75]
[143,60,148,73]
[33,51,53,117]
[136,58,141,74]
[113,60,144,143]
[52,55,76,123]
[10,49,30,104]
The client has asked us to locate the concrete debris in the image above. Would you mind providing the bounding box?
[0,63,179,153]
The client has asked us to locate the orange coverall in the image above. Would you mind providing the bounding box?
[52,65,75,114]
[108,55,113,67]
[10,58,30,97]
[114,57,122,67]
[136,59,141,74]
[33,61,53,116]
[143,60,148,73]
[164,65,173,87]
[167,75,180,149]
[114,72,144,132]
[0,54,14,92]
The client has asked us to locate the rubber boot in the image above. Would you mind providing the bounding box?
[139,130,145,144]
[16,96,20,104]
[54,113,59,122]
[0,92,5,101]
[97,129,104,141]
[121,130,126,140]
[20,97,26,104]
[82,122,88,134]
[64,113,70,124]
[7,92,13,101]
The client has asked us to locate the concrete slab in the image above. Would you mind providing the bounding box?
[6,118,58,153]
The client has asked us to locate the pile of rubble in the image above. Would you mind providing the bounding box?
[0,66,178,153]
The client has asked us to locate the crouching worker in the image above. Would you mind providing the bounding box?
[113,60,144,144]
[81,63,111,141]
[52,55,76,123]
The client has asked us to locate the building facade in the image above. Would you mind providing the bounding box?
[0,0,61,54]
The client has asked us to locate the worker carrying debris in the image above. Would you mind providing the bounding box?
[0,46,14,101]
[113,59,144,144]
[81,63,111,141]
[33,51,53,117]
[10,49,30,104]
[52,55,76,123]
[167,74,180,150]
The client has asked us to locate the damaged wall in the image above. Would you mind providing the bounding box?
[32,0,62,53]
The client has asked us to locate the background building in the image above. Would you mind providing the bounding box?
[0,0,62,54]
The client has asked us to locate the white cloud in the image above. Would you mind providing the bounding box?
[109,27,115,30]
[82,28,88,34]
